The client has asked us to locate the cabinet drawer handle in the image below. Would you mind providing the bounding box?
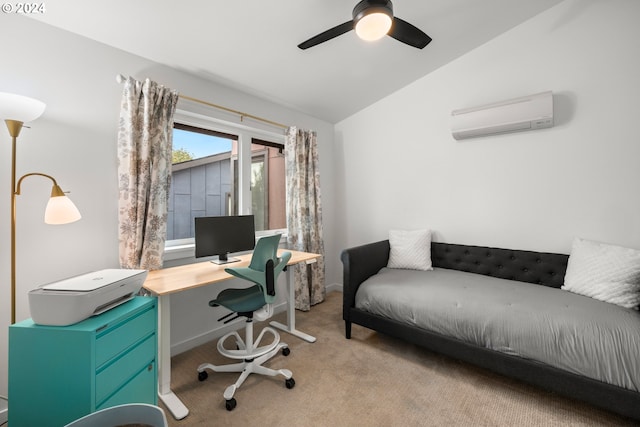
[148,363,153,372]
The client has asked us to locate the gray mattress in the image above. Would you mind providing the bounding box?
[355,267,640,392]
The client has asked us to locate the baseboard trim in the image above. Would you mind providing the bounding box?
[0,396,8,425]
[326,282,343,293]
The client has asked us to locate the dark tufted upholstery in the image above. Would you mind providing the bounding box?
[431,242,568,288]
[341,239,640,421]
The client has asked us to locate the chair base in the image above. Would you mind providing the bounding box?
[216,324,281,360]
[197,325,294,408]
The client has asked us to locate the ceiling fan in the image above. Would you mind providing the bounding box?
[297,0,432,50]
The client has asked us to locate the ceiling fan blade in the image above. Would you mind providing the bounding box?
[298,20,354,50]
[388,17,432,49]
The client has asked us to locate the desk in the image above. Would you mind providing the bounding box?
[143,249,320,420]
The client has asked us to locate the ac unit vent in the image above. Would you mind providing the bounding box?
[451,91,553,140]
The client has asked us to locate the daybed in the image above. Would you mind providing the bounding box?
[341,238,640,421]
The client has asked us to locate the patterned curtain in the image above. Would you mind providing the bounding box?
[117,77,179,270]
[285,127,326,311]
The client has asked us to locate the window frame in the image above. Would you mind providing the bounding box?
[165,109,287,261]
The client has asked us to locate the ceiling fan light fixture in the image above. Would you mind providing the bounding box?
[298,0,431,50]
[353,0,393,42]
[355,12,393,41]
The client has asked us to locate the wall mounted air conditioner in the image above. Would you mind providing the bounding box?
[451,91,553,140]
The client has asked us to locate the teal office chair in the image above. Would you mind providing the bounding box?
[197,234,294,411]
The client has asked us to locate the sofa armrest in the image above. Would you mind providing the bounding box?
[340,240,390,324]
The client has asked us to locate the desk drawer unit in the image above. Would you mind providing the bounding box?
[9,296,157,427]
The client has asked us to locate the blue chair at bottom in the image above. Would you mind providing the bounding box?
[197,234,294,411]
[63,403,167,427]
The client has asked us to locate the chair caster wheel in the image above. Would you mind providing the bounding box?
[198,371,208,381]
[225,398,237,411]
[285,378,295,389]
[282,347,291,356]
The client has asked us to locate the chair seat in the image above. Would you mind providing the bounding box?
[212,284,266,313]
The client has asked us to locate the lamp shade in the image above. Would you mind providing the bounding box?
[44,194,82,225]
[355,12,392,41]
[0,92,46,122]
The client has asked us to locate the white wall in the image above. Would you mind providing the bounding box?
[0,15,338,396]
[335,0,640,258]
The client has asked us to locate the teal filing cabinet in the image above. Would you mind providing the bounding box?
[9,296,157,427]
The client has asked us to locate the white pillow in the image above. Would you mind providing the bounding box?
[562,237,640,309]
[387,229,433,271]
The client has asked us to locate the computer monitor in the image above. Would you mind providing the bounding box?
[194,215,256,264]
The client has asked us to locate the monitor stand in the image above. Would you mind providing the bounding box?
[210,253,241,265]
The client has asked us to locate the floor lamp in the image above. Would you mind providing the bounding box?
[0,92,82,325]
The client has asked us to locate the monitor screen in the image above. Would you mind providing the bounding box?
[194,215,256,264]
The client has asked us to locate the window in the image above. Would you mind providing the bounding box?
[234,140,286,231]
[166,119,286,247]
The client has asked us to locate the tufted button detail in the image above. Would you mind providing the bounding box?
[510,255,516,260]
[536,258,542,264]
[498,265,504,269]
[523,268,529,273]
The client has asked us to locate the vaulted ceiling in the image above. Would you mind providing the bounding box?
[29,0,563,123]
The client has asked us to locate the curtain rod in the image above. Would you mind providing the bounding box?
[116,74,289,130]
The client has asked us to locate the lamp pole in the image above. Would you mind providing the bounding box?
[7,119,23,325]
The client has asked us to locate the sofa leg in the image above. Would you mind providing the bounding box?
[345,321,352,339]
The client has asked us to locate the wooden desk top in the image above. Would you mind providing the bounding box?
[143,250,320,296]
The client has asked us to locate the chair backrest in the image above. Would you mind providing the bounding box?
[244,234,291,304]
[249,234,282,271]
[63,403,168,427]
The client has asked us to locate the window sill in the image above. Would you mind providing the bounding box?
[164,243,196,261]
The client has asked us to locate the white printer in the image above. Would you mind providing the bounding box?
[28,269,148,326]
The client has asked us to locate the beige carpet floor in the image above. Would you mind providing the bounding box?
[162,292,637,426]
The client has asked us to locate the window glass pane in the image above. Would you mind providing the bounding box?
[251,157,266,230]
[251,141,286,231]
[168,126,235,240]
